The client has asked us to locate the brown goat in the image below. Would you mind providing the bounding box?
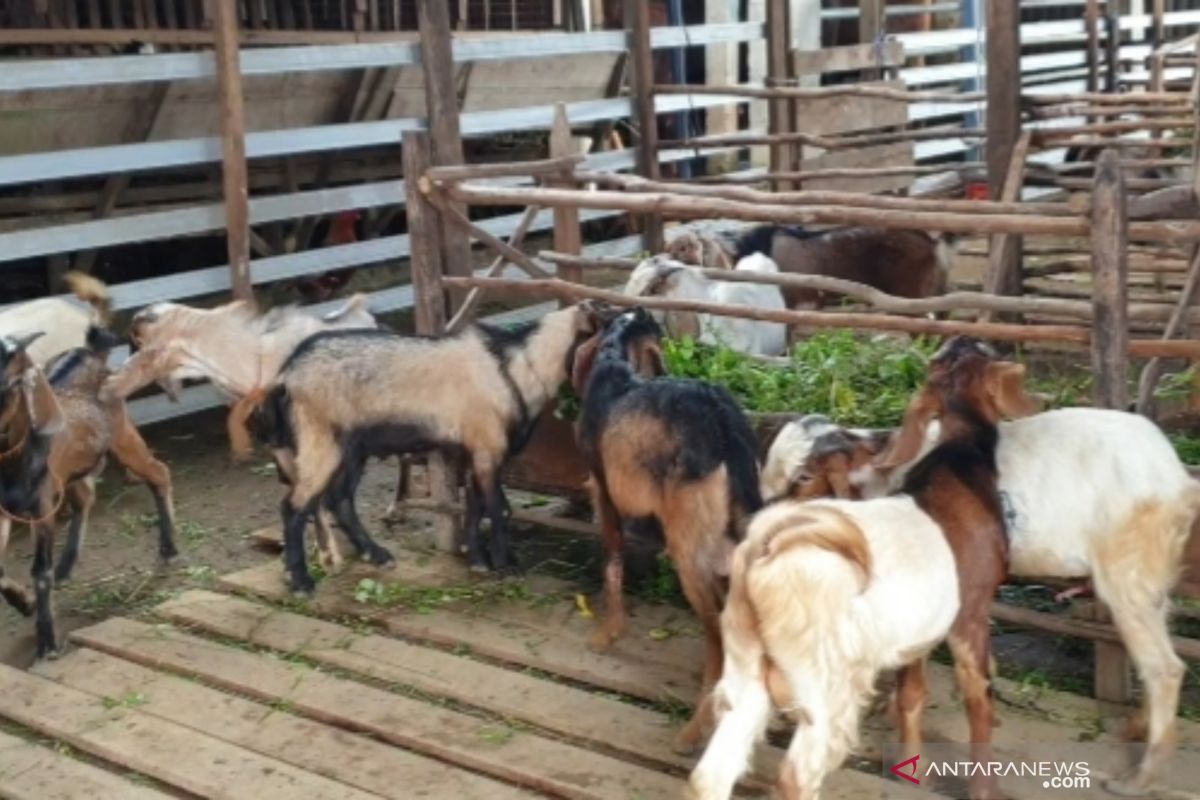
[0,330,177,659]
[733,225,954,309]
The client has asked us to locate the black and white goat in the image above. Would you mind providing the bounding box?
[0,272,110,365]
[254,302,607,594]
[572,307,763,755]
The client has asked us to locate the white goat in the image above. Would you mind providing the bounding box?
[763,407,1200,794]
[624,253,787,356]
[689,498,959,800]
[0,273,109,365]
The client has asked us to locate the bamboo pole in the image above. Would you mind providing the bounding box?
[660,127,988,151]
[436,182,1200,243]
[625,0,663,252]
[424,191,552,280]
[575,171,1078,216]
[447,205,541,333]
[441,276,1200,358]
[654,83,1189,106]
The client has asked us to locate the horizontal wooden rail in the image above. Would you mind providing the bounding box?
[441,276,1200,358]
[436,181,1200,243]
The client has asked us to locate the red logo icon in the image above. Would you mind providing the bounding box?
[890,754,921,785]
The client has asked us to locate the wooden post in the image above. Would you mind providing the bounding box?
[1104,9,1120,94]
[1085,0,1101,93]
[212,0,253,303]
[858,0,884,79]
[625,0,663,252]
[766,0,793,184]
[1091,148,1133,703]
[985,0,1022,299]
[403,130,459,554]
[550,104,582,289]
[984,130,1031,311]
[705,0,740,173]
[417,0,473,310]
[1152,0,1166,46]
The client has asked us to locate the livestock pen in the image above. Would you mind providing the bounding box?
[4,2,1200,799]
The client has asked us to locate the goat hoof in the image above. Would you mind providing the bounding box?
[588,628,618,653]
[671,729,704,757]
[1103,775,1153,798]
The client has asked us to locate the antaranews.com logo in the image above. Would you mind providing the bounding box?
[878,742,1200,799]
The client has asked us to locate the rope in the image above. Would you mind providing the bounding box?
[0,470,65,527]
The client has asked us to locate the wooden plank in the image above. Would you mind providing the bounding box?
[152,589,722,776]
[34,646,528,800]
[213,0,252,303]
[795,141,913,193]
[625,0,663,252]
[218,562,702,698]
[792,80,907,137]
[0,664,372,800]
[70,617,686,800]
[0,729,169,800]
[792,40,905,76]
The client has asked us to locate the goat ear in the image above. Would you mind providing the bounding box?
[986,361,1042,419]
[22,365,65,436]
[570,333,602,396]
[629,338,665,378]
[875,390,938,470]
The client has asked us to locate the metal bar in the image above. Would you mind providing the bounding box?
[0,23,764,91]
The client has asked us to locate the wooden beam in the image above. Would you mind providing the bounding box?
[402,130,458,554]
[213,0,253,304]
[857,0,884,79]
[447,205,541,333]
[986,0,1021,301]
[624,0,663,252]
[1085,0,1101,93]
[417,0,473,310]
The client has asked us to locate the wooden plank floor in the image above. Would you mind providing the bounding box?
[1,550,1198,799]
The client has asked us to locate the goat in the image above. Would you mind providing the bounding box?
[688,497,959,800]
[572,307,763,755]
[103,295,379,571]
[0,328,177,659]
[252,302,608,595]
[0,272,110,366]
[665,230,735,270]
[624,253,788,356]
[765,397,1200,795]
[732,224,954,309]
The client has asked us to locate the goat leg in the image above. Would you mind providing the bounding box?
[589,484,626,652]
[54,477,96,583]
[484,473,518,575]
[31,520,59,660]
[111,417,179,566]
[382,456,412,523]
[326,461,393,568]
[464,474,488,573]
[948,626,1006,800]
[0,517,33,616]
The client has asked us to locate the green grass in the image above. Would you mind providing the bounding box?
[352,577,555,614]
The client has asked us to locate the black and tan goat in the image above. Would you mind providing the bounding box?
[0,329,177,659]
[255,303,608,594]
[572,307,763,755]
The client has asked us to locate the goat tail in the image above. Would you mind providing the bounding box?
[740,504,872,647]
[228,385,292,461]
[63,271,111,325]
